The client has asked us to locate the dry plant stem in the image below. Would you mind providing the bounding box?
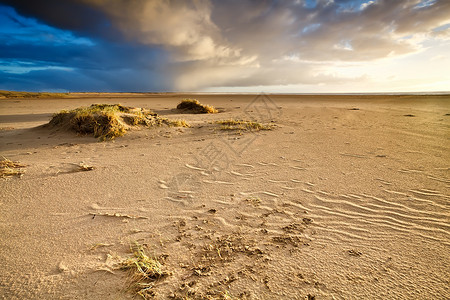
[0,157,26,178]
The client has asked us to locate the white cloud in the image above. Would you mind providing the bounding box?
[360,1,376,10]
[84,0,450,91]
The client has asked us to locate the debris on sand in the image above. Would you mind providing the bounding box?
[88,212,148,220]
[0,157,26,178]
[347,249,363,256]
[78,163,94,171]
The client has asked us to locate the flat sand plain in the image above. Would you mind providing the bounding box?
[0,94,449,299]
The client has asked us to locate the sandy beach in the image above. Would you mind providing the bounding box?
[0,94,449,299]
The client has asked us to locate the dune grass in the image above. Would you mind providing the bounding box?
[49,104,189,140]
[120,242,170,299]
[0,90,69,98]
[166,119,190,127]
[177,99,218,114]
[216,119,273,131]
[0,157,25,178]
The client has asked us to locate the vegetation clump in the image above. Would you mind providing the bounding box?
[0,157,26,178]
[166,119,190,127]
[48,104,189,140]
[78,163,94,171]
[245,196,261,206]
[176,99,218,114]
[216,119,273,131]
[120,243,170,299]
[0,90,68,98]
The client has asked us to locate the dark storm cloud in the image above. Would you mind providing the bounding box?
[0,3,170,91]
[0,62,169,93]
[0,39,171,91]
[0,0,123,40]
[0,39,166,72]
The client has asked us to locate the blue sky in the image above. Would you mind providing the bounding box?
[0,0,449,93]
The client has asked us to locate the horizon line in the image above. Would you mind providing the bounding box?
[2,90,450,96]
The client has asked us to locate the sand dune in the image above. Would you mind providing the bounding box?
[0,94,449,299]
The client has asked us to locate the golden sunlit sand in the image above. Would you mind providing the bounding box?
[0,93,449,299]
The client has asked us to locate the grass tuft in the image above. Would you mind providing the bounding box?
[216,119,273,131]
[0,90,69,98]
[48,104,189,140]
[177,99,218,114]
[166,119,190,127]
[120,242,170,299]
[0,157,26,178]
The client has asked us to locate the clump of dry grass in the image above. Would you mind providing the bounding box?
[177,99,218,114]
[119,242,170,299]
[0,157,25,178]
[216,119,273,131]
[166,119,191,127]
[48,104,189,140]
[78,163,94,171]
[0,90,69,98]
[49,105,127,140]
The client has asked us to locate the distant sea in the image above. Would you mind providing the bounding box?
[165,91,450,96]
